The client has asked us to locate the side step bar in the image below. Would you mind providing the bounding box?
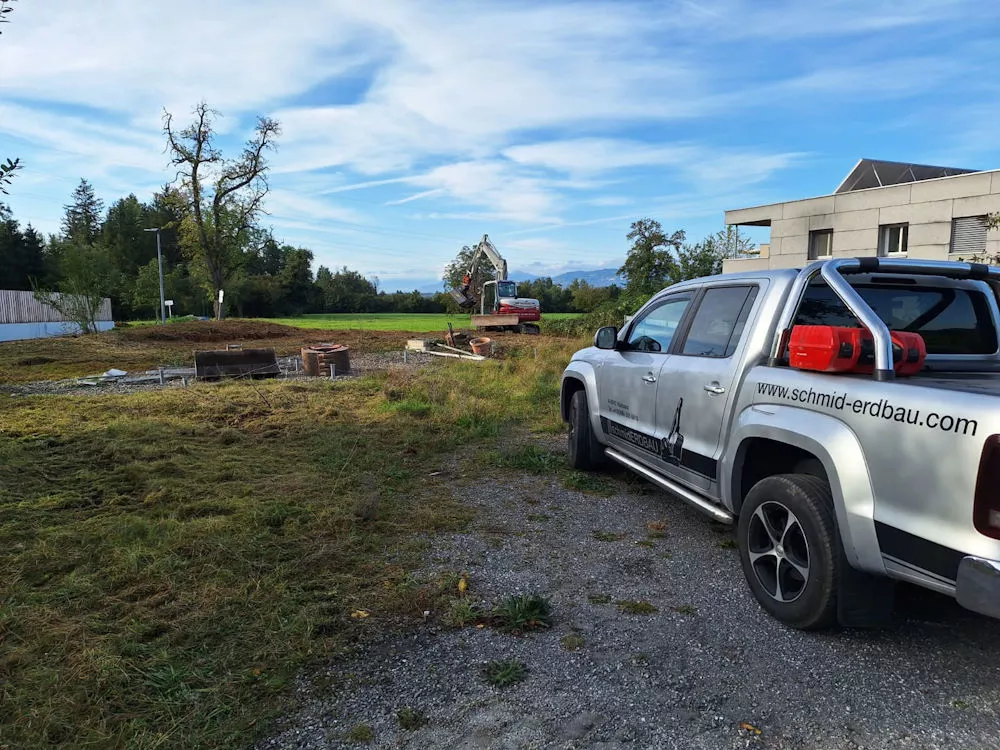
[604,447,735,524]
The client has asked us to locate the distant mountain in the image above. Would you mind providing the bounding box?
[551,268,623,287]
[511,268,623,287]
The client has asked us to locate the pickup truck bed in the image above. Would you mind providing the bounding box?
[909,372,1000,396]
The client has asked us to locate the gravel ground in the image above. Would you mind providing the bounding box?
[0,350,436,396]
[257,440,1000,750]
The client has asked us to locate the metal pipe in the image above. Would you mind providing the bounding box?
[768,260,826,366]
[820,262,896,380]
[604,447,735,524]
[143,227,166,324]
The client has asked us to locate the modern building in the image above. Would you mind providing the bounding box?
[722,158,1000,273]
[0,289,114,342]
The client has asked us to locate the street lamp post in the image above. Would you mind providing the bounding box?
[143,227,166,324]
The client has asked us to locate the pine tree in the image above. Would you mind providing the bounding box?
[62,178,105,245]
[0,204,48,290]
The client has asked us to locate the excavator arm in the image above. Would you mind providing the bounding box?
[451,234,507,308]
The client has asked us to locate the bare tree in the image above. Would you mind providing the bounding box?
[163,102,281,318]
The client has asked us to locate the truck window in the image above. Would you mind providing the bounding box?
[625,295,692,352]
[681,285,758,357]
[794,282,999,355]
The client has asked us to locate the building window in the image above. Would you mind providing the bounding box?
[808,229,833,259]
[950,216,988,256]
[878,223,908,256]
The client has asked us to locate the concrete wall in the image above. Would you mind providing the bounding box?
[724,169,1000,272]
[0,321,115,343]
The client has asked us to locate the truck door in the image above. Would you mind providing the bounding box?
[652,283,763,495]
[596,292,695,462]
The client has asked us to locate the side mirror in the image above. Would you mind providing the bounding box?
[594,326,618,350]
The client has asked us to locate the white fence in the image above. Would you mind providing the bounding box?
[0,289,115,342]
[0,289,113,324]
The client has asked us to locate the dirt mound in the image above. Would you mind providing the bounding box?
[118,320,307,343]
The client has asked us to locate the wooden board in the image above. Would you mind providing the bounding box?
[471,314,520,328]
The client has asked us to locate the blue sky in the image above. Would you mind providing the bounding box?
[3,0,1000,292]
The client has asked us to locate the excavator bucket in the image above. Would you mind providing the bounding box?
[450,289,476,308]
[194,347,281,380]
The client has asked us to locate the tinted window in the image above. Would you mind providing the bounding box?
[497,280,517,298]
[626,296,692,352]
[795,283,998,354]
[682,286,757,357]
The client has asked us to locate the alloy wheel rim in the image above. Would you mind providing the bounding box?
[747,501,811,603]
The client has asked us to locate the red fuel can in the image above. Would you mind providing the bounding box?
[787,325,862,373]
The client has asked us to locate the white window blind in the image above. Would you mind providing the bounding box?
[950,216,987,255]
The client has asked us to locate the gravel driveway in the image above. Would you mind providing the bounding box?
[259,440,1000,750]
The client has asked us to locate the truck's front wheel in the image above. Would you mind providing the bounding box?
[737,474,840,630]
[568,389,604,471]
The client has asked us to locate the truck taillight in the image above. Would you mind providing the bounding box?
[974,435,1000,540]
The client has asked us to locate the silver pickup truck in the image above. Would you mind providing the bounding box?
[560,257,1000,629]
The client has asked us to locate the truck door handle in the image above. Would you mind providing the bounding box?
[642,374,657,384]
[703,383,726,394]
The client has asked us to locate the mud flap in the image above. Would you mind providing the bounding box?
[837,554,896,627]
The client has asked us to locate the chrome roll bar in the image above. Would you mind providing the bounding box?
[768,257,1000,381]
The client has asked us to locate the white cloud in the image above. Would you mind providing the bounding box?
[0,0,382,117]
[397,161,566,223]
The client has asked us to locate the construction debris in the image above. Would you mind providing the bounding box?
[301,344,351,377]
[426,350,486,361]
[469,337,493,356]
[194,347,281,380]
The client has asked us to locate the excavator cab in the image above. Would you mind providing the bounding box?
[496,280,517,299]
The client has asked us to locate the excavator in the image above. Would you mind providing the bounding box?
[449,234,542,334]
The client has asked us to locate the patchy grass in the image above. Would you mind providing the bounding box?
[396,707,428,730]
[346,724,374,743]
[587,594,612,605]
[592,530,626,542]
[0,320,399,384]
[560,633,586,651]
[490,593,552,634]
[489,444,562,472]
[0,334,588,749]
[481,659,528,688]
[718,538,738,550]
[445,600,486,628]
[672,604,699,615]
[635,539,656,548]
[562,471,614,495]
[617,600,659,615]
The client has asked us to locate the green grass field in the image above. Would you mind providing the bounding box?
[259,312,582,332]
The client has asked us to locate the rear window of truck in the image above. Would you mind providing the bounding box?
[794,283,999,355]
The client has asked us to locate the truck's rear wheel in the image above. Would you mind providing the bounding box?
[737,474,840,630]
[568,389,604,471]
[518,323,541,335]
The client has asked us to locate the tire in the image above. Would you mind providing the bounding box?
[568,389,604,471]
[737,474,840,630]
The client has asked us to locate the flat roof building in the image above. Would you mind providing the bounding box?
[723,158,1000,273]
